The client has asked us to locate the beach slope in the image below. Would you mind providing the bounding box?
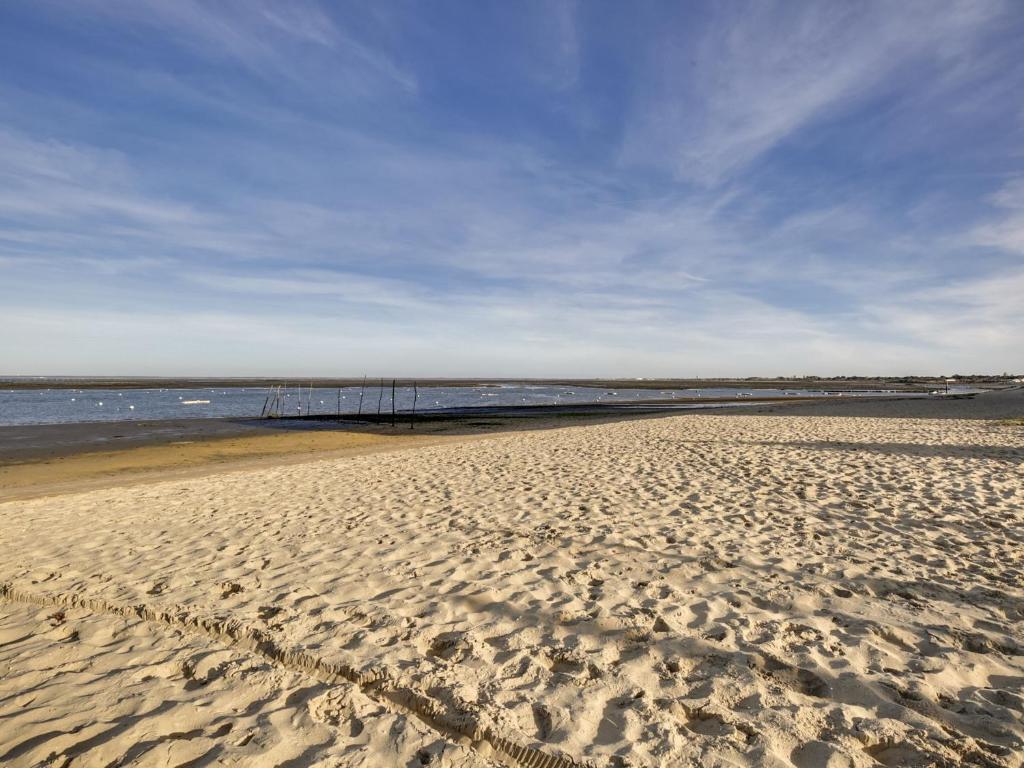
[1,412,1022,766]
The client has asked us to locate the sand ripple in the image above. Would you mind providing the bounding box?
[1,414,1022,766]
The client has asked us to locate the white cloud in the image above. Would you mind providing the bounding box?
[185,270,437,313]
[859,268,1024,370]
[968,177,1024,254]
[49,0,416,92]
[2,0,1022,384]
[621,1,1005,184]
[529,0,580,90]
[4,115,1019,376]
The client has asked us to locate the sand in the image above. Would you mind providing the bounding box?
[0,424,461,503]
[1,412,1022,767]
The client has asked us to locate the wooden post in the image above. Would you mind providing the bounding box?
[260,384,272,418]
[411,381,418,429]
[377,378,384,420]
[391,379,396,427]
[358,375,366,416]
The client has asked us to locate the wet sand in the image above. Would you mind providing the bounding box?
[0,411,696,502]
[2,389,1020,503]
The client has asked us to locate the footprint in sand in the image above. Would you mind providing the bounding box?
[218,581,244,598]
[257,605,282,620]
[532,703,553,740]
[424,630,476,663]
[652,615,671,633]
[790,740,854,768]
[747,654,830,699]
[665,700,751,742]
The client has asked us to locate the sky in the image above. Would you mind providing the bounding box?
[1,1,1022,378]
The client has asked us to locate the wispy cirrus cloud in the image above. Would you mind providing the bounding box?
[621,1,1008,184]
[48,0,417,93]
[969,178,1024,255]
[2,114,1022,375]
[0,1,1022,375]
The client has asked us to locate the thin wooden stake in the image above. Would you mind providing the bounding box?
[411,381,418,429]
[391,379,396,427]
[358,375,366,416]
[260,384,272,418]
[377,378,384,420]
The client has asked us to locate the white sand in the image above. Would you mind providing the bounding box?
[1,414,1022,767]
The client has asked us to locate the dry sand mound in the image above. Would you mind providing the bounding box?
[1,414,1022,767]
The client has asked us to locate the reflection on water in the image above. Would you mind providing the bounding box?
[0,383,934,427]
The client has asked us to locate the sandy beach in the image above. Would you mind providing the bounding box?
[1,401,1022,767]
[6,1,1024,764]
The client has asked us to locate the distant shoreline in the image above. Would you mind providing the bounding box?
[1,375,1007,392]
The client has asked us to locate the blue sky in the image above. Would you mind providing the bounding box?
[1,1,1022,377]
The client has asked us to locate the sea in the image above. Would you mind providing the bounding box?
[0,381,929,427]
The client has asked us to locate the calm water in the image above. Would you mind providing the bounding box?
[0,383,917,427]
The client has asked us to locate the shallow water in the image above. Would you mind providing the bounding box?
[0,383,918,427]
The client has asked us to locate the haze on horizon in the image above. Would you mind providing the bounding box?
[1,1,1022,379]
